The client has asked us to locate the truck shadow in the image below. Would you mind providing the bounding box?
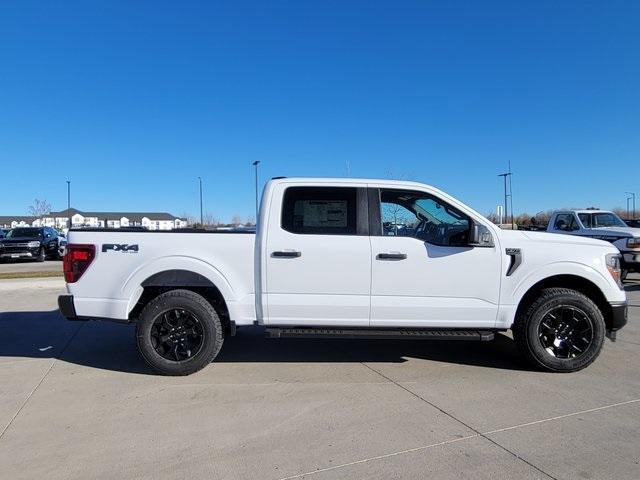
[0,309,532,375]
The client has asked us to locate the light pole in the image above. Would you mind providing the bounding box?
[66,180,71,229]
[198,177,203,227]
[498,173,508,225]
[498,162,514,229]
[252,161,260,222]
[626,192,636,219]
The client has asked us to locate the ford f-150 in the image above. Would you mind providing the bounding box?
[58,178,628,375]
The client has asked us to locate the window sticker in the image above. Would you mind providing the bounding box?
[295,200,348,228]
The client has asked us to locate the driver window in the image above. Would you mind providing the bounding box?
[379,189,470,246]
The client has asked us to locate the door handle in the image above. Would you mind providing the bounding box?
[272,250,302,258]
[376,252,407,260]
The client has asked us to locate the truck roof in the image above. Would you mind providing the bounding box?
[552,209,615,215]
[268,177,434,188]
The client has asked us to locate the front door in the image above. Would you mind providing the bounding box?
[264,184,371,326]
[369,188,502,328]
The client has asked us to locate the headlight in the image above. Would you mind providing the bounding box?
[605,253,622,287]
[27,241,41,248]
[627,237,640,249]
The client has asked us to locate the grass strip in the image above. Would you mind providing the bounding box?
[0,270,63,280]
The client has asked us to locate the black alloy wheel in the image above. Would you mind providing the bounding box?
[538,305,593,359]
[150,308,205,361]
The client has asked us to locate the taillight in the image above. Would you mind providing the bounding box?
[63,244,96,283]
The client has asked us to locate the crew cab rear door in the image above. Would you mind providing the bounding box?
[263,183,371,326]
[368,187,502,328]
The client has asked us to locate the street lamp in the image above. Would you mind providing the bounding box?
[198,177,203,227]
[66,180,71,229]
[626,192,636,219]
[498,162,514,229]
[252,161,260,222]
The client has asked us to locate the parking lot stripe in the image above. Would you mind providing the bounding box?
[483,397,640,436]
[0,322,84,440]
[276,433,480,480]
[0,359,56,440]
[357,362,559,480]
[276,397,640,480]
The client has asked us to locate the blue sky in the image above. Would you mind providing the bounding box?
[1,1,638,222]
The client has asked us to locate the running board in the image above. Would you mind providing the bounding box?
[265,327,495,341]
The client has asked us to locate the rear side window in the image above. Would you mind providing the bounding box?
[281,187,358,235]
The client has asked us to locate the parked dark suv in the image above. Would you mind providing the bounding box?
[0,227,61,262]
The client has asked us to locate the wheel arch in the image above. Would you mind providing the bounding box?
[514,274,615,331]
[128,269,232,335]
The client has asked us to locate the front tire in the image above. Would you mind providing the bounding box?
[136,290,224,376]
[36,248,46,262]
[513,288,605,372]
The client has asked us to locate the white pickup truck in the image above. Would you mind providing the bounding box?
[547,209,640,280]
[58,178,628,375]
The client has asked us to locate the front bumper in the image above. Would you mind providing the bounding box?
[0,248,39,259]
[606,301,628,341]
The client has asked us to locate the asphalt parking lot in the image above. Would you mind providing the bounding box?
[0,277,639,479]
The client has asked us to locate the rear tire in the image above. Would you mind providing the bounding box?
[513,288,605,372]
[136,289,224,376]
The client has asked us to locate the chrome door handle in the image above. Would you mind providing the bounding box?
[376,253,407,260]
[272,251,302,258]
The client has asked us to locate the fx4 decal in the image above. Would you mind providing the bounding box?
[102,244,139,253]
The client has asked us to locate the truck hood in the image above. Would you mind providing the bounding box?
[501,230,614,248]
[587,226,640,238]
[0,237,42,244]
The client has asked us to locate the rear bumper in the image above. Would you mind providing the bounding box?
[58,294,130,323]
[58,295,78,320]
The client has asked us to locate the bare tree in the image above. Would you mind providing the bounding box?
[382,203,412,235]
[613,207,629,220]
[244,216,256,227]
[202,212,219,228]
[28,199,51,217]
[231,214,243,226]
[28,199,51,225]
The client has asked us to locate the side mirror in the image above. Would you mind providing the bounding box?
[469,222,494,247]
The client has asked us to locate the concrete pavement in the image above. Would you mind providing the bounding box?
[0,277,639,479]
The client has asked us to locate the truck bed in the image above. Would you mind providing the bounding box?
[65,229,257,324]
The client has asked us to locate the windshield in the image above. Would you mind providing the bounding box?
[6,228,42,239]
[579,213,626,228]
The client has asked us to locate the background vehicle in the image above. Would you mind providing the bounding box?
[59,178,627,375]
[547,209,640,280]
[57,232,67,259]
[0,227,61,262]
[625,219,640,228]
